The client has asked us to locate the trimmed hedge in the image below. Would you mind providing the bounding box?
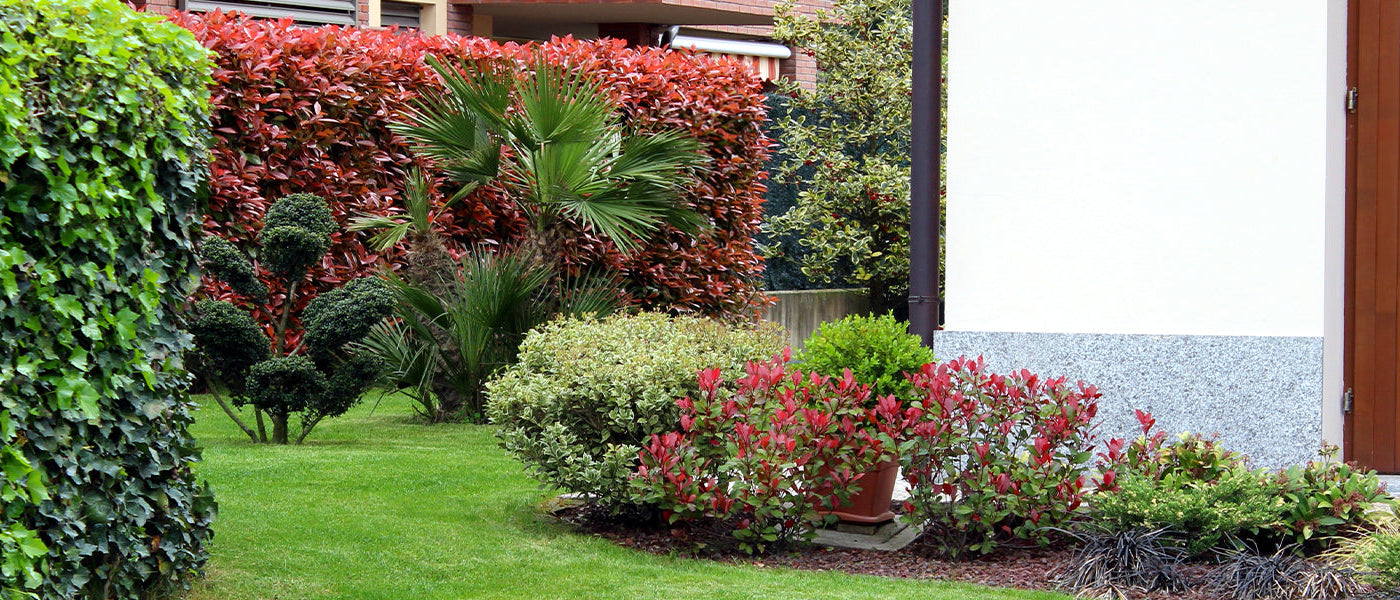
[170,12,773,337]
[0,0,216,597]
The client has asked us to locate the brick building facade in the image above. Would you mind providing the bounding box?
[128,0,825,87]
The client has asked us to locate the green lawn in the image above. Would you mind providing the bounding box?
[184,394,1069,600]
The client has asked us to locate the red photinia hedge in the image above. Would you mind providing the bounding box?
[170,11,771,346]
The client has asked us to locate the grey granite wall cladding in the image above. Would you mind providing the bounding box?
[932,331,1324,468]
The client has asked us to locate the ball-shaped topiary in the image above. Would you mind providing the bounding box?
[797,312,935,403]
[486,312,785,508]
[191,194,392,444]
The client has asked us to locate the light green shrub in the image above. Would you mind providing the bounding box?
[798,312,933,402]
[486,312,784,507]
[1092,469,1285,556]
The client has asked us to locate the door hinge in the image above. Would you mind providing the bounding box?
[1347,87,1360,113]
[1344,388,1355,414]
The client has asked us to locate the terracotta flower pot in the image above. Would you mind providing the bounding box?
[826,459,899,524]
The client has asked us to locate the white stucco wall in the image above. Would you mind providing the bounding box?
[946,1,1334,337]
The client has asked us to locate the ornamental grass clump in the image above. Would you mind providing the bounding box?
[189,194,393,444]
[486,313,784,509]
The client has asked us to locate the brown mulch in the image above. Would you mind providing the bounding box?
[547,501,1233,599]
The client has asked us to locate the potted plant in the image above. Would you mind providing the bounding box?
[796,313,935,524]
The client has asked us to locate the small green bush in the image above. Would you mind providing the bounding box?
[1275,448,1391,547]
[1353,526,1400,592]
[486,312,784,508]
[797,312,933,402]
[1092,469,1285,556]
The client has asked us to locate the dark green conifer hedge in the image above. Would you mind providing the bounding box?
[0,0,217,596]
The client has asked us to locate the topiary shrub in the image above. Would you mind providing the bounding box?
[0,0,216,596]
[797,312,934,402]
[188,194,392,444]
[486,312,784,508]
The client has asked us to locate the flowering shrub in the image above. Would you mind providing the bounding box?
[893,357,1103,557]
[170,11,773,345]
[1096,415,1390,554]
[632,355,898,553]
[1096,411,1248,491]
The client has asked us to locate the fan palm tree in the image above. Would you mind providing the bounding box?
[355,55,702,423]
[393,56,709,257]
[357,247,621,422]
[348,168,461,297]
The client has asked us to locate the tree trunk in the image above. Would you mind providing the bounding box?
[271,413,290,444]
[432,381,464,424]
[255,409,268,443]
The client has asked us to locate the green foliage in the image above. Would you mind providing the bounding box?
[768,0,917,314]
[0,0,216,595]
[399,57,708,254]
[188,300,271,394]
[0,410,47,599]
[1092,470,1285,556]
[200,236,267,299]
[302,277,395,359]
[1352,523,1400,592]
[361,248,614,424]
[486,312,785,507]
[1274,447,1391,547]
[190,194,392,444]
[246,356,327,415]
[798,312,933,402]
[1100,425,1388,553]
[263,192,338,234]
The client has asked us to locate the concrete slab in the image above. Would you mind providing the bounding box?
[812,517,922,552]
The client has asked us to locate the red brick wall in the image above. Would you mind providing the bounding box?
[446,3,472,35]
[128,0,178,14]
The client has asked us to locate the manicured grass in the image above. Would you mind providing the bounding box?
[184,394,1069,600]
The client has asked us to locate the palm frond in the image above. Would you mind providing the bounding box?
[348,214,411,252]
[510,62,613,146]
[556,272,624,319]
[609,129,708,184]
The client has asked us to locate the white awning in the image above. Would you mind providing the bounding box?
[670,35,791,81]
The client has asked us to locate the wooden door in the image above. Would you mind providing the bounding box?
[1347,0,1400,472]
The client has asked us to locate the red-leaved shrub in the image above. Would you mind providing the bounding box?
[632,354,897,553]
[171,12,772,347]
[891,357,1103,557]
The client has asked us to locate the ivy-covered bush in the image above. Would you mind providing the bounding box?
[171,12,773,322]
[189,194,392,444]
[893,357,1103,557]
[486,313,784,507]
[633,358,900,553]
[0,0,216,596]
[797,312,933,402]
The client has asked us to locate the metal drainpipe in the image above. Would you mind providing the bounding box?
[909,0,944,346]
